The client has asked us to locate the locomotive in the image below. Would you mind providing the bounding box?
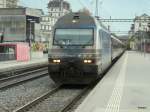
[48,12,124,84]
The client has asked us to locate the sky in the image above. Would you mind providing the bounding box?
[19,0,150,35]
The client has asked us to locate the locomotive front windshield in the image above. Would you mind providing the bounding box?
[54,29,93,46]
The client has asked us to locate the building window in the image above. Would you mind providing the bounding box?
[41,25,45,30]
[49,26,51,31]
[43,17,45,21]
[44,25,46,30]
[139,23,141,27]
[51,18,53,22]
[56,13,58,17]
[46,25,49,30]
[47,17,49,21]
[42,17,44,21]
[45,17,47,21]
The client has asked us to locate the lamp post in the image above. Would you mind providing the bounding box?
[27,19,35,60]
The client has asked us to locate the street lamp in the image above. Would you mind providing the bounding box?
[27,19,35,60]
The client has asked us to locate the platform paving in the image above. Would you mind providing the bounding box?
[0,56,48,72]
[75,51,150,112]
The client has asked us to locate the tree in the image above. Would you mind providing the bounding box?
[79,8,91,15]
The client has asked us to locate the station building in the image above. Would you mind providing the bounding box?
[0,0,19,8]
[0,8,43,43]
[129,14,150,51]
[40,0,71,42]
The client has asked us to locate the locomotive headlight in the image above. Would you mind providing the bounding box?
[84,59,92,64]
[87,60,92,63]
[53,59,61,63]
[57,60,61,63]
[84,60,88,63]
[53,60,57,63]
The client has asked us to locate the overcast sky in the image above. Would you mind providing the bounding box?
[19,0,150,35]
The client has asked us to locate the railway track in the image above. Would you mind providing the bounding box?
[13,85,91,112]
[0,67,48,90]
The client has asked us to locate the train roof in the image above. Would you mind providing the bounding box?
[54,12,97,29]
[111,34,125,45]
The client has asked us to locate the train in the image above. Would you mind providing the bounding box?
[48,12,125,84]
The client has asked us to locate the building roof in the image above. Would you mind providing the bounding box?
[48,0,70,10]
[134,13,150,21]
[0,7,44,17]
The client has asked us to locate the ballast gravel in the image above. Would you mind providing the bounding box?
[0,76,56,112]
[27,89,82,112]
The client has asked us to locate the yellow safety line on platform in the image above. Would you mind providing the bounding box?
[105,52,128,112]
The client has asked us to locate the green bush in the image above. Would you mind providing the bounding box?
[31,42,45,52]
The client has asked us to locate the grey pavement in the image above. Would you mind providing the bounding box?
[75,51,150,112]
[0,54,48,72]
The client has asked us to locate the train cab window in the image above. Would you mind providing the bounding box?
[53,29,94,46]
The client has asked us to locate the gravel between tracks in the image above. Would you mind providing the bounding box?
[0,76,56,112]
[27,89,82,112]
[67,89,92,112]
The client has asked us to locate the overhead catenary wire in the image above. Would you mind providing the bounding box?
[90,0,105,16]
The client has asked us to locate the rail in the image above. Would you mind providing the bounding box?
[0,67,48,90]
[0,63,48,78]
[13,86,61,112]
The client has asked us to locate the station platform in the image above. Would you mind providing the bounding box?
[0,56,48,73]
[75,51,150,112]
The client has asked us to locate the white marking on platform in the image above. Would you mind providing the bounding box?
[105,53,128,112]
